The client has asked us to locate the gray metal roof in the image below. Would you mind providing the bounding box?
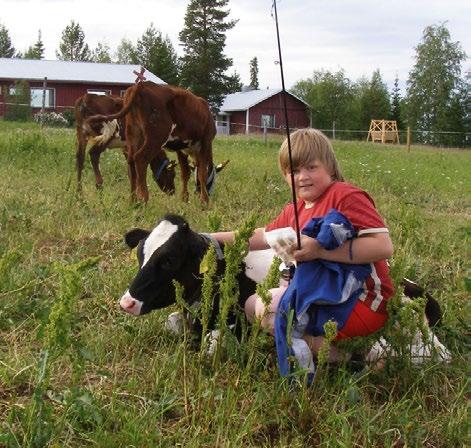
[219,88,309,112]
[0,58,166,85]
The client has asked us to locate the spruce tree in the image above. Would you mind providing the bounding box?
[179,0,237,111]
[390,76,403,129]
[0,23,15,57]
[136,24,180,85]
[462,71,471,146]
[405,23,466,145]
[225,71,242,93]
[249,57,259,90]
[24,30,45,59]
[56,21,91,61]
[357,69,391,130]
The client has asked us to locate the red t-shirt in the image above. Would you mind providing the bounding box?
[266,181,394,314]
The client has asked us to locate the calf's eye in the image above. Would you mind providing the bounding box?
[161,255,178,271]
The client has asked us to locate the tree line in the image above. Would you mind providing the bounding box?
[291,24,469,147]
[1,4,469,146]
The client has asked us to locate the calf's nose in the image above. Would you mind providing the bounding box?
[119,292,143,316]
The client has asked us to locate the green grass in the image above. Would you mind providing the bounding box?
[0,122,469,447]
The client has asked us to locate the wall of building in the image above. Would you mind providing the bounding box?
[224,92,309,135]
[250,93,309,131]
[228,111,248,134]
[0,80,130,117]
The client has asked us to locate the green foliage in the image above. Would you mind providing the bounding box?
[315,321,338,374]
[91,41,112,63]
[115,38,137,64]
[23,30,45,60]
[0,22,15,57]
[390,75,403,129]
[405,23,467,146]
[225,70,243,94]
[249,56,259,90]
[216,215,256,346]
[61,108,75,127]
[199,245,218,352]
[56,20,91,61]
[136,23,180,85]
[4,80,32,122]
[179,0,237,110]
[356,69,391,129]
[291,69,354,133]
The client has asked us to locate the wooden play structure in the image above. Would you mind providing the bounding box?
[367,119,399,144]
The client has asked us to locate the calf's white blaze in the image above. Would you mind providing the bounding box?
[142,220,179,267]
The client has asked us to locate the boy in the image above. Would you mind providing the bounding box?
[212,128,394,361]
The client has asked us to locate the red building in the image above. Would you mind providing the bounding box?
[216,88,310,135]
[0,58,165,117]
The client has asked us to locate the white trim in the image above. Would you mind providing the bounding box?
[358,228,389,236]
[369,264,384,312]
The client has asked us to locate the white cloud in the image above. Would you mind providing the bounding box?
[1,0,469,90]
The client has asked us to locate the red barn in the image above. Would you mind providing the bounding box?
[0,58,165,117]
[216,88,310,135]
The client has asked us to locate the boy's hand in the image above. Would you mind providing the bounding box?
[291,235,323,262]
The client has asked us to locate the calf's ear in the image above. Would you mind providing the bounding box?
[124,228,150,249]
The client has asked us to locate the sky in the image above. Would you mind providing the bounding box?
[1,0,470,91]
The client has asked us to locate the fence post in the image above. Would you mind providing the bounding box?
[407,127,411,152]
[263,125,267,145]
[332,120,336,140]
[41,77,47,127]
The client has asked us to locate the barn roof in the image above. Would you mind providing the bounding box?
[219,88,309,112]
[0,58,166,85]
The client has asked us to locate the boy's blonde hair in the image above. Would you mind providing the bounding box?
[278,128,344,181]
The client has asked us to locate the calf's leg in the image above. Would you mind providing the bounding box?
[89,143,108,188]
[76,129,87,188]
[177,151,191,202]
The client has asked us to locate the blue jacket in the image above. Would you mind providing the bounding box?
[274,209,372,378]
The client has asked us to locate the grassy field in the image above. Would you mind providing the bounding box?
[0,122,469,447]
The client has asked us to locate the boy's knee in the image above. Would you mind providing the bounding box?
[244,294,275,333]
[244,294,258,323]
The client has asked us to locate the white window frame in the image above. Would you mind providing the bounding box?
[30,87,56,108]
[87,89,111,96]
[261,114,275,129]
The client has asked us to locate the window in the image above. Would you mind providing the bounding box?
[261,114,275,128]
[30,88,55,108]
[120,89,127,97]
[87,89,111,96]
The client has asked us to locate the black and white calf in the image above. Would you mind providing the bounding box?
[119,214,451,366]
[120,214,260,331]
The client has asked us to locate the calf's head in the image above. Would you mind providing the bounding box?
[194,159,230,195]
[152,158,177,195]
[120,214,208,316]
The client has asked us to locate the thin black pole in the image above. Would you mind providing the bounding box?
[273,0,301,249]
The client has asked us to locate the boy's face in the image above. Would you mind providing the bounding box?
[284,160,333,202]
